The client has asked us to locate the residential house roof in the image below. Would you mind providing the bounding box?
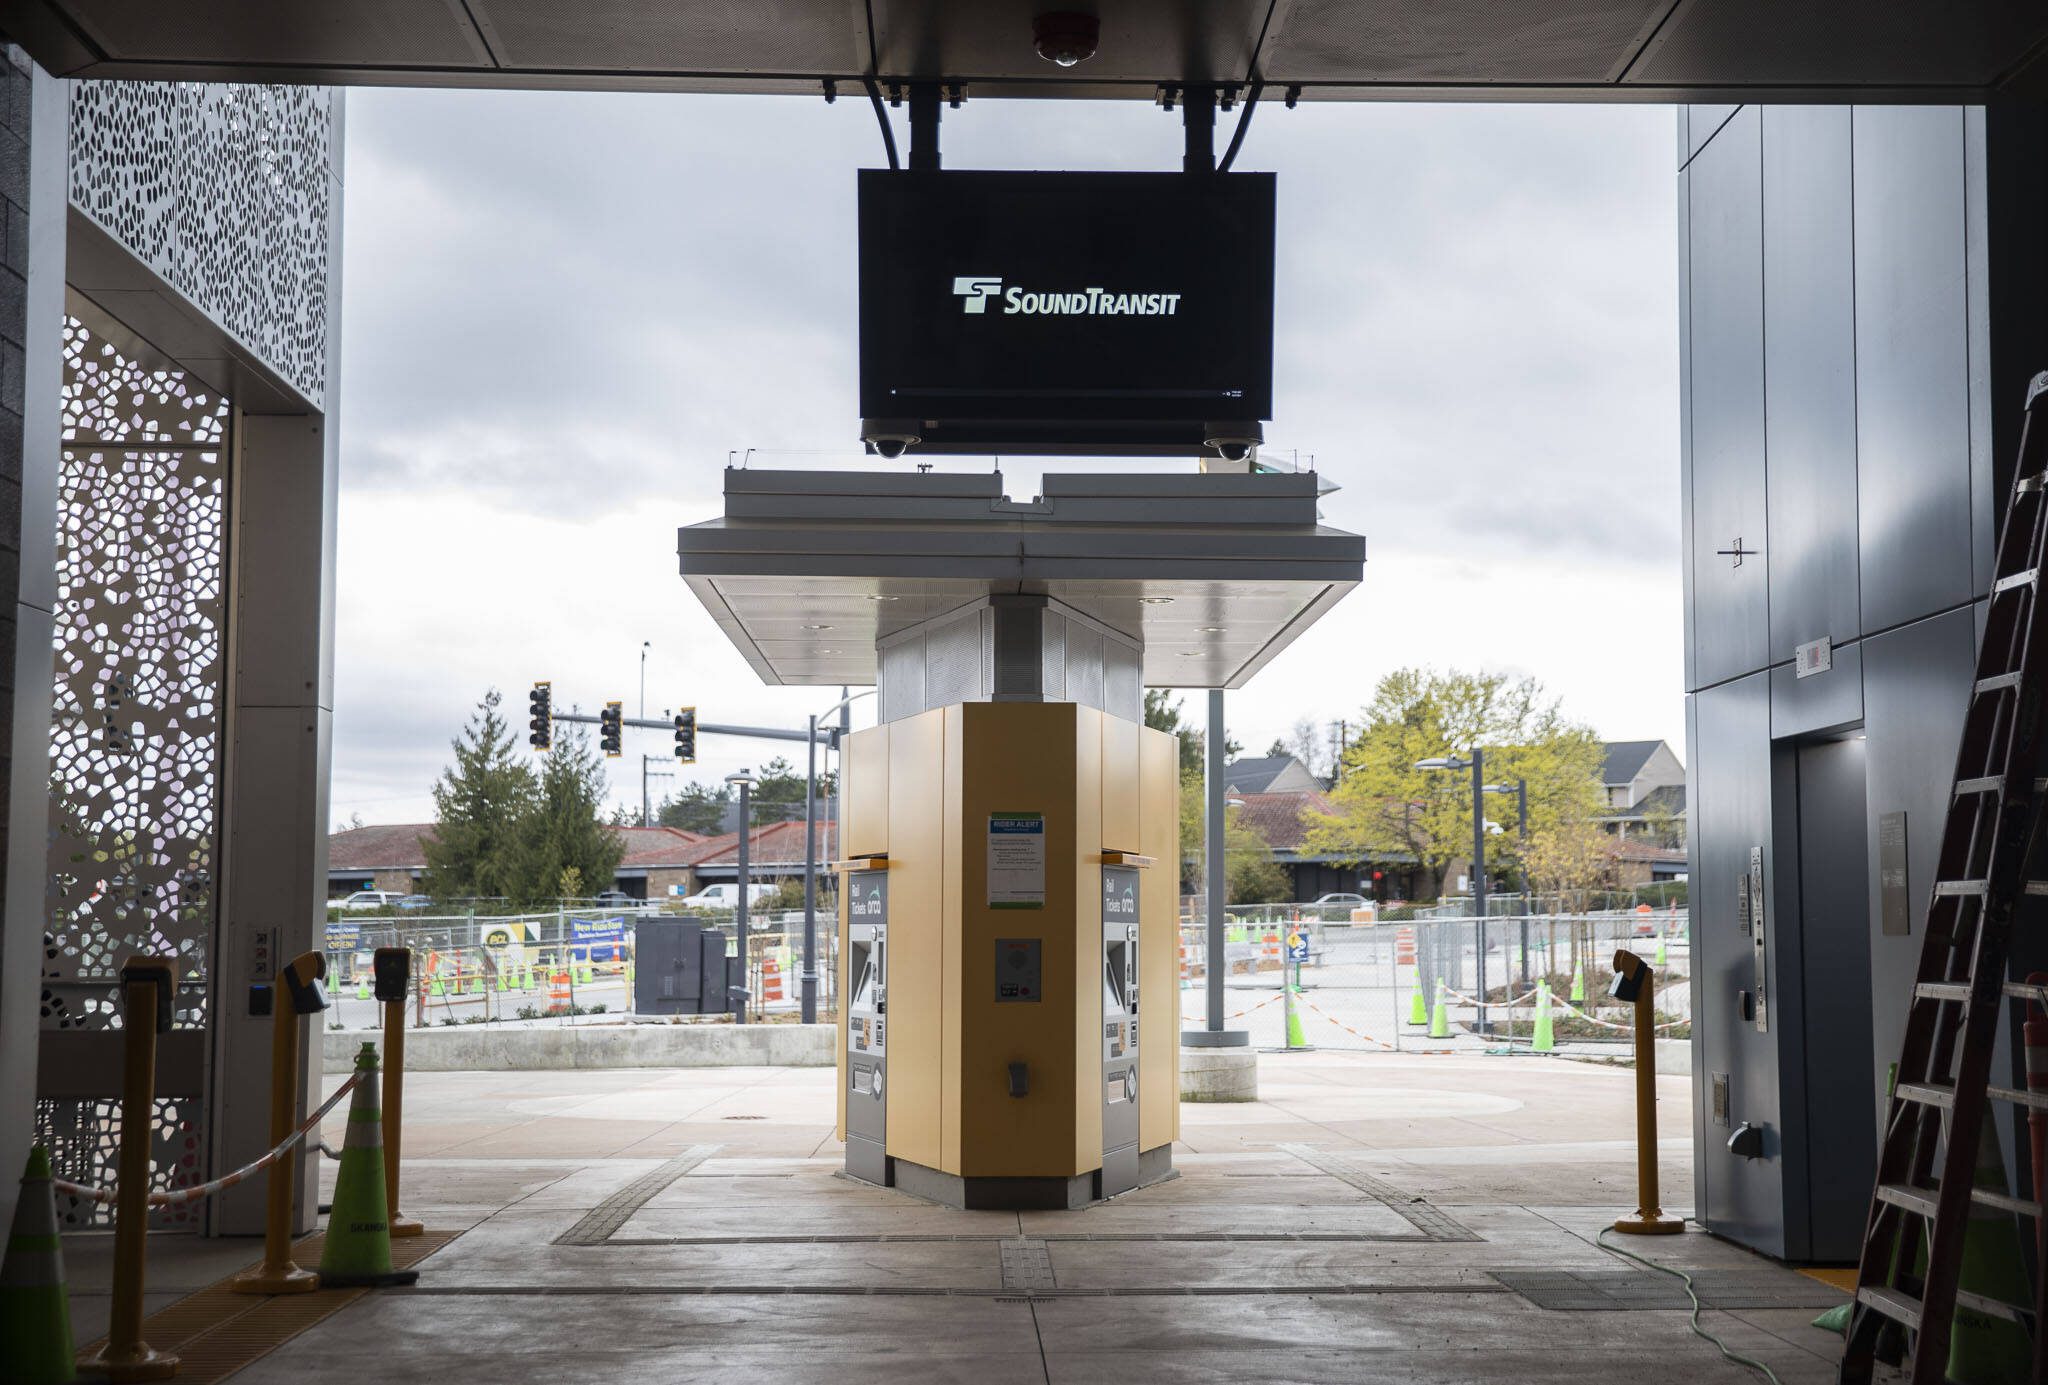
[1232,790,1332,853]
[1223,755,1320,795]
[328,824,436,871]
[680,819,837,871]
[614,826,709,868]
[1601,740,1665,786]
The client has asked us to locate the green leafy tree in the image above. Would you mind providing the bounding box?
[1225,811,1289,904]
[1304,668,1604,898]
[424,690,538,901]
[1176,764,1289,902]
[659,782,732,834]
[1145,689,1239,779]
[515,725,624,905]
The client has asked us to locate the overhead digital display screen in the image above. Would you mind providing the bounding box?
[858,171,1275,447]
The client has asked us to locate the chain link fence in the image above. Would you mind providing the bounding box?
[1176,905,1690,1053]
[321,905,840,1030]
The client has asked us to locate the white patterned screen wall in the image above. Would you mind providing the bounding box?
[35,317,230,1227]
[69,80,333,403]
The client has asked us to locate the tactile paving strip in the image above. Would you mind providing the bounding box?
[1493,1269,1847,1311]
[1274,1144,1483,1243]
[552,1145,722,1246]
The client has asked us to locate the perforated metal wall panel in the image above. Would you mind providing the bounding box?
[924,608,984,707]
[69,81,335,404]
[1041,609,1068,702]
[38,317,229,1228]
[1103,637,1142,723]
[877,633,923,724]
[1068,625,1104,713]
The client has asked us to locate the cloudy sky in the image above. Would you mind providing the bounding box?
[330,91,1680,829]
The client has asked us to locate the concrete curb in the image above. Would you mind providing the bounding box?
[324,1022,834,1073]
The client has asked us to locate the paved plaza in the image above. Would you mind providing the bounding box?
[59,1052,1877,1382]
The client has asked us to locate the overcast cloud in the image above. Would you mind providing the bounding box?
[332,91,1680,828]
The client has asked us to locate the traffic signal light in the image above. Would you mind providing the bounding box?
[673,707,697,763]
[599,701,623,757]
[528,682,552,751]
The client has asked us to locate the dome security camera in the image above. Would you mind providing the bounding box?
[1033,12,1100,68]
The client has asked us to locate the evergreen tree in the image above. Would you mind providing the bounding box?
[659,781,731,834]
[515,725,624,904]
[424,690,538,901]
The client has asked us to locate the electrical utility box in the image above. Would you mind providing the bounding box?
[632,921,733,1016]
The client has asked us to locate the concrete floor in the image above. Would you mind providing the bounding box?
[63,1053,1882,1382]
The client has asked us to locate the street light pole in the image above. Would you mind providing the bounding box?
[1515,779,1530,986]
[800,688,874,1027]
[728,771,754,1023]
[639,641,651,826]
[1470,749,1489,1035]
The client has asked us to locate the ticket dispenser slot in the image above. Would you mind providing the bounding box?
[1101,864,1141,1197]
[846,872,890,1186]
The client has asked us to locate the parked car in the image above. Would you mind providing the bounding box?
[335,889,406,912]
[395,894,435,911]
[676,882,777,910]
[592,890,638,906]
[1312,893,1366,909]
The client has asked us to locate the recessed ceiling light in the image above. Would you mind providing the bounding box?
[1179,650,1205,658]
[817,648,843,655]
[864,594,899,602]
[1139,596,1174,605]
[804,623,833,631]
[1199,626,1227,634]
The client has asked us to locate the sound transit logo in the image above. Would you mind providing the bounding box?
[952,276,1182,317]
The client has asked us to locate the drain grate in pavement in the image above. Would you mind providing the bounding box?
[1000,1239,1057,1292]
[553,1145,722,1247]
[1494,1269,1847,1312]
[1275,1144,1482,1243]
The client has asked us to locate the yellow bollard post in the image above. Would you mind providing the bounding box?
[1609,948,1681,1235]
[231,951,329,1294]
[77,957,179,1381]
[373,948,422,1238]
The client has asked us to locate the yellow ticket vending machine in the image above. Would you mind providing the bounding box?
[836,700,1179,1210]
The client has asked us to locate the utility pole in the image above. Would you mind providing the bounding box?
[639,642,651,824]
[729,771,754,1023]
[1470,749,1489,1035]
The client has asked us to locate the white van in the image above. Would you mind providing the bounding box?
[675,882,777,910]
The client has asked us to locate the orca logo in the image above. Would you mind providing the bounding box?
[953,276,1003,313]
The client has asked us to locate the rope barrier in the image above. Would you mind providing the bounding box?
[1179,992,1285,1023]
[1296,998,1395,1050]
[54,1070,365,1208]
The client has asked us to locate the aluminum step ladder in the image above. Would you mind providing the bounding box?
[1840,373,2048,1383]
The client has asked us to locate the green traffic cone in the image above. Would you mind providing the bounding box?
[355,977,370,1001]
[1285,986,1307,1049]
[1947,1106,2033,1382]
[495,967,507,992]
[319,1044,420,1290]
[0,1147,76,1385]
[1408,985,1427,1026]
[1570,968,1585,1004]
[1428,980,1449,1039]
[1654,938,1667,968]
[1532,980,1555,1053]
[428,973,444,997]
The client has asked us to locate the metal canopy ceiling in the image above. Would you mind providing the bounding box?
[6,0,2046,100]
[677,468,1364,690]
